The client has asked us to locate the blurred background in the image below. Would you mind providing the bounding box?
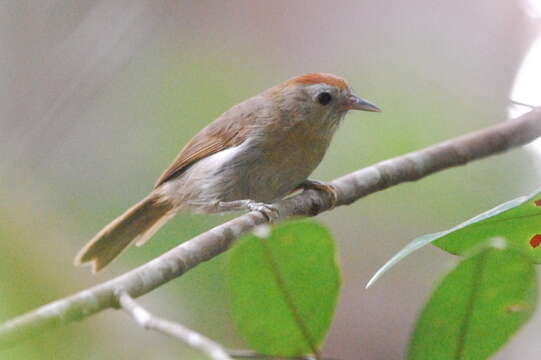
[1,1,540,359]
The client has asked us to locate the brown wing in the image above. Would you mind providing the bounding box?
[154,105,255,188]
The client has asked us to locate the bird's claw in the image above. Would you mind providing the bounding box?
[217,200,279,221]
[299,180,338,209]
[246,201,279,221]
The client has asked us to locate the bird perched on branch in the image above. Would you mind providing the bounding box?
[75,73,381,272]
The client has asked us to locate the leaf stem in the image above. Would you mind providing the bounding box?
[454,251,488,359]
[258,238,321,359]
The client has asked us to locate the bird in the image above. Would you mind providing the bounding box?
[74,73,381,272]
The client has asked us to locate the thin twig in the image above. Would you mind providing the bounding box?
[510,99,537,109]
[1,108,540,348]
[117,291,232,360]
[228,349,331,360]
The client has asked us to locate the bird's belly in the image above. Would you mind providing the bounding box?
[234,157,313,202]
[160,133,330,212]
[217,137,328,203]
[165,140,324,210]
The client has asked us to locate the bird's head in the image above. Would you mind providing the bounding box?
[270,73,381,127]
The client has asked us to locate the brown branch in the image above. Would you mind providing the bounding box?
[1,108,540,349]
[117,292,232,360]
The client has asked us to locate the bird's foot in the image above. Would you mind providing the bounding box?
[218,199,279,221]
[298,179,338,209]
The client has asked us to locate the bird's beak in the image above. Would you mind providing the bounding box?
[344,94,382,112]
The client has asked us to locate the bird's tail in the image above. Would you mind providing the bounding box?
[74,193,175,272]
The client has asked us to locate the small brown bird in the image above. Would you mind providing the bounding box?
[75,73,381,272]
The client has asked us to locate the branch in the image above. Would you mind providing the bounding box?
[1,108,540,349]
[119,292,319,360]
[117,291,232,360]
[228,349,322,359]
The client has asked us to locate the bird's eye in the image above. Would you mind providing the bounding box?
[317,92,332,105]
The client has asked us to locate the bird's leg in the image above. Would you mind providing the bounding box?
[296,179,338,209]
[217,199,279,221]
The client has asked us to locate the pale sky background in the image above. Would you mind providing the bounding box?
[511,0,541,178]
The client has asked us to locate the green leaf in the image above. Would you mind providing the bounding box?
[367,188,541,287]
[434,189,541,257]
[409,247,537,360]
[226,220,341,357]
